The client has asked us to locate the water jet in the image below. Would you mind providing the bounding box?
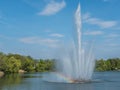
[44,3,95,83]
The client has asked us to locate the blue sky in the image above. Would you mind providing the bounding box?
[0,0,120,59]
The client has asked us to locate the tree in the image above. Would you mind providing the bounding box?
[105,60,111,70]
[3,57,21,73]
[22,58,35,72]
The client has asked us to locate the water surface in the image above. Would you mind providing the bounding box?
[0,72,120,90]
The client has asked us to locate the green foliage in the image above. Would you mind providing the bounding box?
[35,59,54,72]
[96,58,120,71]
[0,56,21,73]
[0,51,120,73]
[23,58,35,72]
[0,52,55,73]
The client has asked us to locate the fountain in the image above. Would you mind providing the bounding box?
[44,3,95,83]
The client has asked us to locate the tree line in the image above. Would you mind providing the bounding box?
[0,52,120,73]
[0,52,54,73]
[95,58,120,71]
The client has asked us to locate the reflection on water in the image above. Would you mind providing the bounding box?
[0,72,120,90]
[0,74,23,90]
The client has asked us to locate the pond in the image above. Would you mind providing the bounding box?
[0,72,120,90]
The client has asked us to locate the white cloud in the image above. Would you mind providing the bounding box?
[106,34,119,38]
[84,31,104,35]
[103,0,109,2]
[50,33,64,37]
[19,37,60,48]
[83,13,117,29]
[108,43,120,47]
[103,0,114,2]
[38,0,66,16]
[96,0,111,2]
[115,27,120,30]
[82,12,90,20]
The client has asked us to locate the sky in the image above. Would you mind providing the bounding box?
[0,0,120,59]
